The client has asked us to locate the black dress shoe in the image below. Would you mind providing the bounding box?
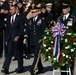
[1,69,9,74]
[29,69,34,75]
[0,55,2,58]
[16,69,24,73]
[36,70,44,74]
[12,58,17,61]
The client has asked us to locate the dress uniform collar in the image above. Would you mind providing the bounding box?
[33,16,38,21]
[63,13,70,20]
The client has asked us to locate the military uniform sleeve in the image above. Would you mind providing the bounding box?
[24,19,30,38]
[72,16,76,33]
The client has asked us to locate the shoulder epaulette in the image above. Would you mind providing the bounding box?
[71,15,76,23]
[42,17,45,20]
[71,15,76,19]
[57,16,62,22]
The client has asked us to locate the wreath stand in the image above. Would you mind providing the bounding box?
[53,67,71,75]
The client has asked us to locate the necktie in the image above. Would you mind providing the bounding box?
[11,16,14,27]
[63,16,66,21]
[33,18,35,21]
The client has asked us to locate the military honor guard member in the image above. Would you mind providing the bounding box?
[23,7,45,75]
[41,5,48,28]
[57,1,76,75]
[45,3,56,28]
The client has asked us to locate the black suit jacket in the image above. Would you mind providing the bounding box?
[6,14,24,42]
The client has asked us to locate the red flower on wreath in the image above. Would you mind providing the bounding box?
[68,59,73,62]
[44,40,48,44]
[69,37,74,41]
[69,29,72,32]
[60,52,62,55]
[45,57,48,61]
[66,41,70,44]
[58,57,63,63]
[48,52,51,56]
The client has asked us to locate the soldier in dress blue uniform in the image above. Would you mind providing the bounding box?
[23,7,45,75]
[40,6,48,31]
[57,1,76,75]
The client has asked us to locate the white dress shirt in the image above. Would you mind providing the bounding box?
[63,13,70,20]
[11,14,16,24]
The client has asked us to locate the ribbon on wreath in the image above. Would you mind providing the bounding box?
[52,22,66,62]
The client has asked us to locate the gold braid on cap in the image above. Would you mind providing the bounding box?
[62,3,69,6]
[31,9,38,12]
[24,35,28,38]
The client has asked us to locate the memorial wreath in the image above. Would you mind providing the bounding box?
[40,22,76,69]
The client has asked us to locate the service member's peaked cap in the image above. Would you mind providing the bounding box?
[62,1,70,9]
[45,3,52,8]
[31,7,39,13]
[0,0,5,2]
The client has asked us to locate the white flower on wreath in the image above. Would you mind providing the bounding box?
[62,64,65,66]
[65,47,67,49]
[48,47,51,50]
[65,39,68,42]
[43,44,46,47]
[67,33,71,35]
[69,57,71,59]
[48,56,51,59]
[66,26,69,29]
[73,42,76,45]
[62,53,65,57]
[46,32,49,34]
[66,62,68,64]
[71,49,74,52]
[43,36,47,39]
[46,49,48,52]
[61,38,63,40]
[53,58,56,61]
[74,33,76,36]
[74,48,76,50]
[51,41,53,44]
[65,46,70,49]
[66,55,68,58]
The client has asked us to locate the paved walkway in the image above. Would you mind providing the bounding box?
[0,54,76,75]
